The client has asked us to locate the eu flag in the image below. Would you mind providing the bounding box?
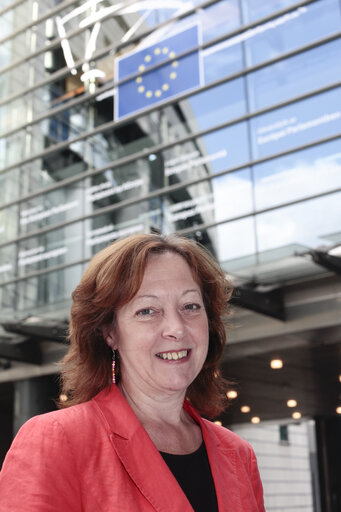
[115,25,202,119]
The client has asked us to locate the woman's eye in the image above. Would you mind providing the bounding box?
[136,308,154,316]
[184,303,200,311]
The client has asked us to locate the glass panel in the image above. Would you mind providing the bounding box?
[17,221,84,277]
[164,121,250,185]
[191,216,258,270]
[0,168,20,204]
[250,87,341,160]
[248,39,341,111]
[0,243,16,284]
[256,191,341,255]
[183,78,246,132]
[16,264,83,313]
[0,131,25,170]
[0,204,18,243]
[203,40,243,84]
[182,188,341,283]
[19,183,84,235]
[163,168,253,233]
[85,156,159,215]
[85,200,162,256]
[42,102,88,148]
[244,0,340,66]
[20,152,87,198]
[0,282,17,321]
[254,139,341,210]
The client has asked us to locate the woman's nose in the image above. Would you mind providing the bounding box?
[162,310,185,340]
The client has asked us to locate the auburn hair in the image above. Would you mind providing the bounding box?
[59,233,233,418]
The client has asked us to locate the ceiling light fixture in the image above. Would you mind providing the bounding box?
[241,405,251,413]
[251,416,260,424]
[292,411,302,419]
[226,390,238,399]
[270,359,283,369]
[287,399,297,408]
[336,406,341,415]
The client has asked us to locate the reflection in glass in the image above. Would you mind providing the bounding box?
[0,205,18,244]
[163,121,249,187]
[85,199,162,256]
[254,139,341,210]
[19,152,87,198]
[0,283,16,320]
[248,39,341,112]
[196,217,257,272]
[243,0,340,62]
[0,168,19,204]
[163,169,253,234]
[18,222,83,277]
[17,264,83,313]
[186,78,246,132]
[251,87,341,159]
[256,191,341,254]
[85,156,160,216]
[19,183,83,235]
[0,243,16,284]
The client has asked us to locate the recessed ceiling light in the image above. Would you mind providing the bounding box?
[214,420,222,426]
[241,405,251,413]
[292,411,302,419]
[251,416,260,424]
[226,390,238,399]
[336,406,341,415]
[270,359,283,369]
[287,399,297,408]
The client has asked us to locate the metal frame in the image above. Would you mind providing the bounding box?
[1,72,341,211]
[0,0,339,292]
[0,0,221,80]
[0,0,320,108]
[1,183,340,288]
[231,286,285,321]
[0,131,340,252]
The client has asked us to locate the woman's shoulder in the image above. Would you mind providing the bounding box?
[16,394,104,446]
[203,418,255,455]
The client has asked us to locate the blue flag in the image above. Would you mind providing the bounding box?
[115,25,202,119]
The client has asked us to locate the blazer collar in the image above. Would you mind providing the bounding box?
[92,386,194,512]
[184,400,242,511]
[92,386,242,512]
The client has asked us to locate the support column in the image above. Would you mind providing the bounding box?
[13,375,58,434]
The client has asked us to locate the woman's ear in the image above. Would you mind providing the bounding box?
[102,325,117,350]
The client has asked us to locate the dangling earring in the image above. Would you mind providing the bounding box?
[112,349,116,385]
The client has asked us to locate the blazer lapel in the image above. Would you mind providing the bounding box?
[184,402,243,512]
[93,387,194,512]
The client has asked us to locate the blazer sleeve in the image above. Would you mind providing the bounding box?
[0,414,82,512]
[249,447,266,512]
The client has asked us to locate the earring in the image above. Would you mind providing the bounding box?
[112,349,116,385]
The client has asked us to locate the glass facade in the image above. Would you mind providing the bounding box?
[1,2,341,509]
[1,0,340,319]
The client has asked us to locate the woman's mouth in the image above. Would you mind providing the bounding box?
[156,350,189,361]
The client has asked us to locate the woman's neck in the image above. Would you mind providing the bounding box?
[118,380,186,425]
[118,381,202,454]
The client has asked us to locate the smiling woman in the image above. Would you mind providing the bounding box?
[0,234,265,512]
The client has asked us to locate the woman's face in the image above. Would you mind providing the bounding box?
[105,252,209,398]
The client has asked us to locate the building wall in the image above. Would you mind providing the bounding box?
[232,419,318,512]
[1,0,341,323]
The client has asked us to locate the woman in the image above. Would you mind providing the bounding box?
[0,234,265,512]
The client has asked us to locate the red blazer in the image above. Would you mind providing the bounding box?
[0,385,265,511]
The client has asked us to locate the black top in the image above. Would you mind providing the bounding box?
[160,442,219,512]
